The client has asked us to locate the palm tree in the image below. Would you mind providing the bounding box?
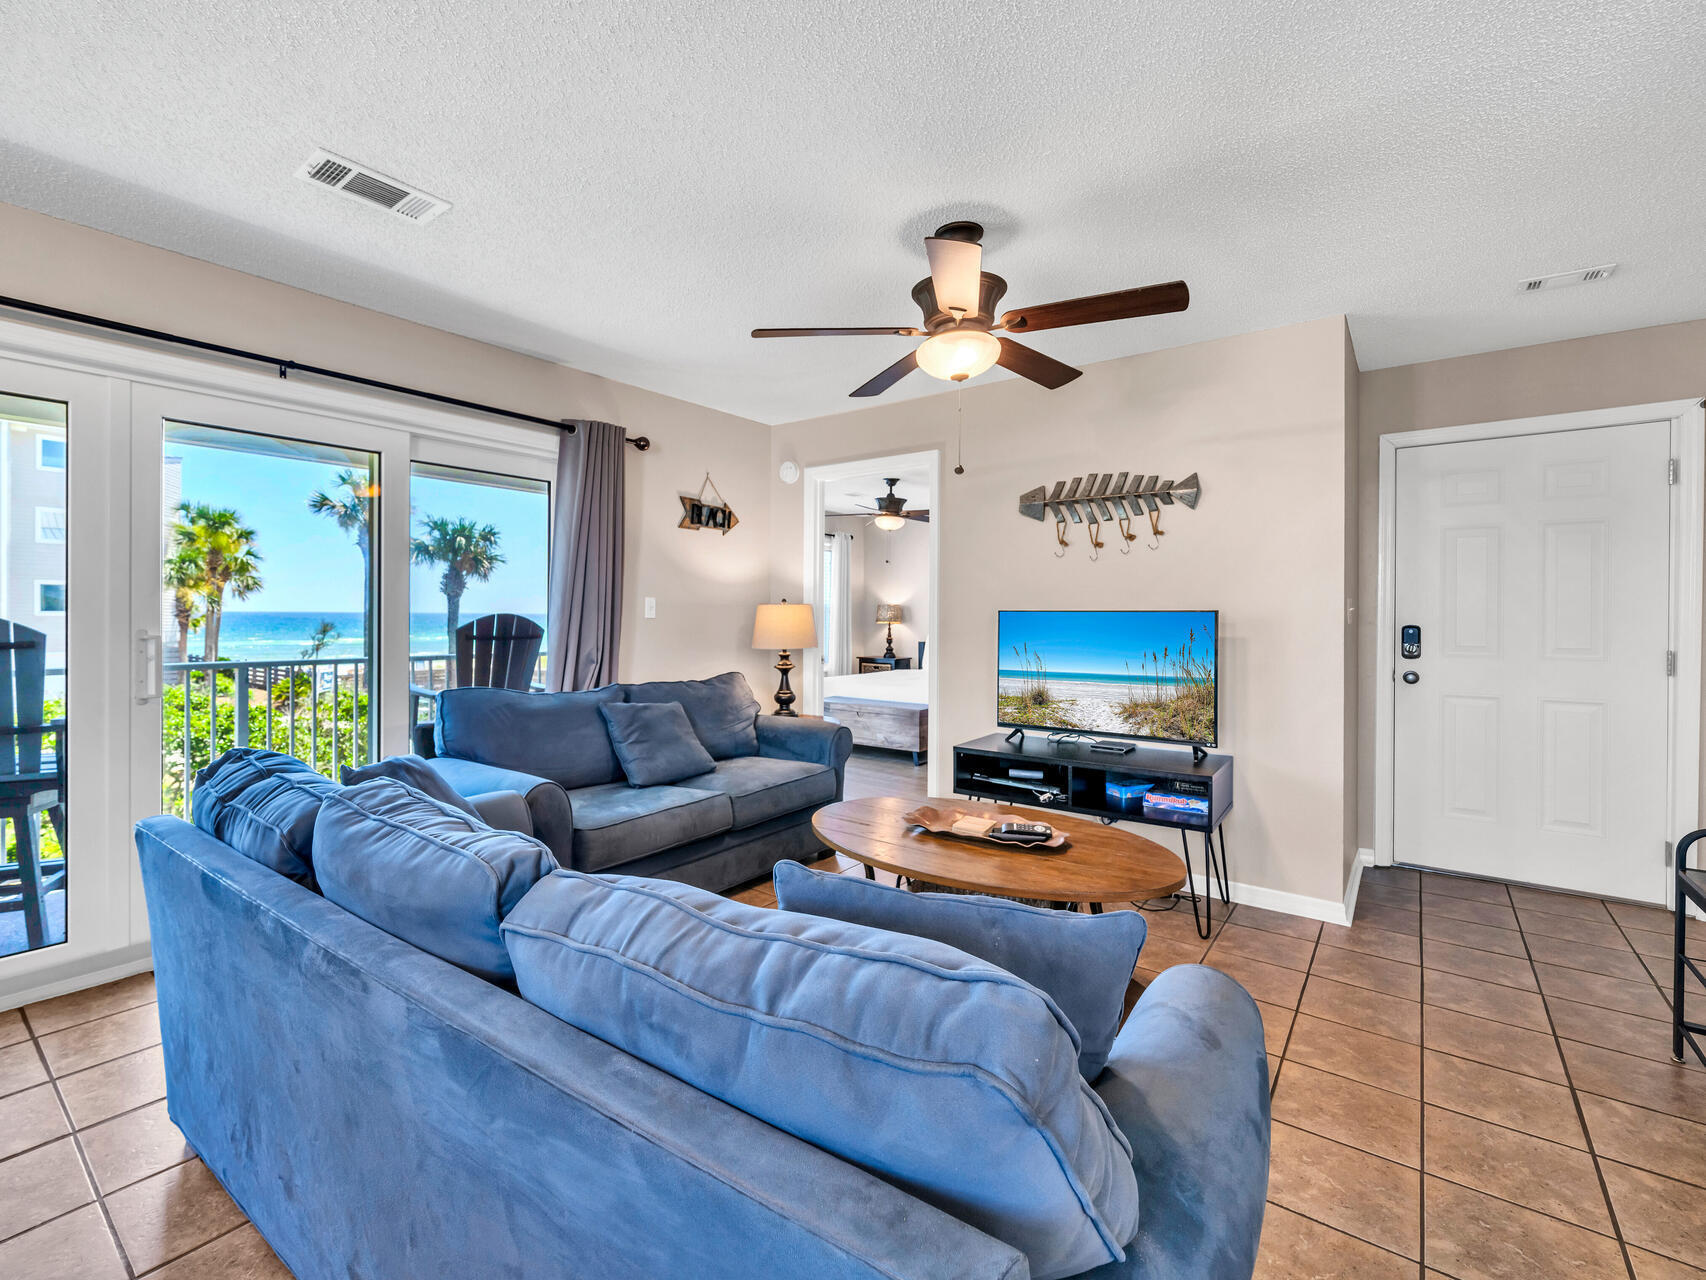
[163,542,206,664]
[173,503,262,661]
[308,470,375,617]
[410,516,504,659]
[301,619,340,659]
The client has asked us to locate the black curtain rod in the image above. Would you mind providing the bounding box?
[0,293,652,451]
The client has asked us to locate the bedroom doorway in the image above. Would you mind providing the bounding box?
[799,452,939,776]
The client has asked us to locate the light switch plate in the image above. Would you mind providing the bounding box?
[644,597,657,619]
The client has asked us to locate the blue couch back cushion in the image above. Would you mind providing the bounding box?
[341,754,481,818]
[192,748,337,887]
[435,685,625,791]
[314,778,557,984]
[502,871,1140,1280]
[599,701,716,787]
[773,862,1146,1082]
[623,672,759,760]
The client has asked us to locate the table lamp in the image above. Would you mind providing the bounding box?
[875,603,905,658]
[752,600,817,716]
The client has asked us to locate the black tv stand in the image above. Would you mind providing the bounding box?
[953,733,1233,938]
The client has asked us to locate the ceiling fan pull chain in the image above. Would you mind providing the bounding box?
[954,390,966,476]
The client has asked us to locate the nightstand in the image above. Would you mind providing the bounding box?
[855,656,913,673]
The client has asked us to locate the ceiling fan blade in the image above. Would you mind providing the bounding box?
[925,236,983,318]
[752,326,924,337]
[850,350,919,398]
[903,509,930,522]
[997,280,1189,334]
[996,338,1082,390]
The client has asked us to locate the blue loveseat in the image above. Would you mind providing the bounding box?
[135,802,1270,1280]
[412,671,853,892]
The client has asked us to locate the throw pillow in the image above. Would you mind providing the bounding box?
[503,870,1140,1280]
[314,778,556,983]
[191,748,338,887]
[341,754,481,819]
[773,861,1146,1080]
[598,701,716,787]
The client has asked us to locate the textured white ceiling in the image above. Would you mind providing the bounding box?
[2,2,1704,424]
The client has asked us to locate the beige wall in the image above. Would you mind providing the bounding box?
[772,317,1358,905]
[1354,318,1706,849]
[1342,326,1361,881]
[0,203,776,701]
[860,517,930,662]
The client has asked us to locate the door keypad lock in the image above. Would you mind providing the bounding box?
[1400,625,1422,660]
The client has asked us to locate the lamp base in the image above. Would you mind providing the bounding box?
[882,622,896,660]
[771,650,799,716]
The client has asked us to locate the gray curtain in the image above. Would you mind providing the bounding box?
[547,419,625,691]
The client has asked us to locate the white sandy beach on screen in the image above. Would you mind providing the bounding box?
[997,677,1177,735]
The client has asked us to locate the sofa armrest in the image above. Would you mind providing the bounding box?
[756,717,854,798]
[467,790,534,837]
[1088,964,1269,1280]
[425,758,573,866]
[412,722,437,758]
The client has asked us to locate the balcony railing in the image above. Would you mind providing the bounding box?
[162,652,547,817]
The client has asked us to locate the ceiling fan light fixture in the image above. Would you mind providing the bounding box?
[872,512,907,531]
[915,327,1000,382]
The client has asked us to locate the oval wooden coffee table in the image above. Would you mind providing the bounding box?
[812,795,1187,912]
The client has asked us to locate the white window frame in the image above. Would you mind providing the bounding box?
[34,577,65,615]
[36,431,66,471]
[35,504,65,544]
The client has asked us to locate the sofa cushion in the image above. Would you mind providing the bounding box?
[566,783,733,872]
[503,872,1140,1280]
[599,701,717,787]
[773,861,1147,1080]
[623,672,759,760]
[192,748,337,887]
[314,778,557,983]
[341,754,481,818]
[435,685,625,791]
[680,756,836,830]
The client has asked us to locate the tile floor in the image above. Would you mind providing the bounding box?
[5,750,1702,1279]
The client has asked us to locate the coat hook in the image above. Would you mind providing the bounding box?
[1146,508,1164,550]
[1116,511,1135,553]
[1054,513,1070,557]
[1086,511,1103,561]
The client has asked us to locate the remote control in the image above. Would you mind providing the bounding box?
[988,821,1053,845]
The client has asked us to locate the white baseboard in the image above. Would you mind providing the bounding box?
[0,945,154,1013]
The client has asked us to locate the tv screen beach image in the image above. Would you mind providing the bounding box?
[997,610,1218,745]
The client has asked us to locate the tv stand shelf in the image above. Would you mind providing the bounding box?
[952,733,1233,937]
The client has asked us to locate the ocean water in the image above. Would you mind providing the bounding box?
[996,669,1188,689]
[174,611,547,663]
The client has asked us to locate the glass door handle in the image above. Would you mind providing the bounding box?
[134,631,162,704]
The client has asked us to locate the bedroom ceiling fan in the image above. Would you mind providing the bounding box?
[752,221,1189,398]
[863,478,929,530]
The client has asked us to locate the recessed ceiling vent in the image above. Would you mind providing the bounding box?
[1517,263,1616,294]
[296,149,450,224]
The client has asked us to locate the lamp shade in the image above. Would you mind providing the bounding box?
[752,602,817,650]
[875,603,905,625]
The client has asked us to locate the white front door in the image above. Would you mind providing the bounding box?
[1392,420,1674,902]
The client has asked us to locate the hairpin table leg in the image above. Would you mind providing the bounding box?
[1180,825,1231,940]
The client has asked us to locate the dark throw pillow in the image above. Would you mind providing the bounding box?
[342,755,482,819]
[773,860,1147,1081]
[599,701,716,787]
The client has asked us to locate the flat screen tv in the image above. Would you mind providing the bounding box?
[997,609,1219,747]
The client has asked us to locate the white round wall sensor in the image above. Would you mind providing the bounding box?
[778,461,800,484]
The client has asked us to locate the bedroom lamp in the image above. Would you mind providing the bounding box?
[752,600,817,716]
[875,603,905,658]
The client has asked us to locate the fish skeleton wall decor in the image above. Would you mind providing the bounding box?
[1017,472,1201,558]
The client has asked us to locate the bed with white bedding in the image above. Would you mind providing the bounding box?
[822,666,928,763]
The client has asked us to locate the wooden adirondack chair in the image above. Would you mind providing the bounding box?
[409,614,545,725]
[0,620,66,953]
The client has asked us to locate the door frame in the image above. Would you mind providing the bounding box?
[1372,399,1706,907]
[798,450,940,781]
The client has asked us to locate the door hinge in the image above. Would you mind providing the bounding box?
[1667,650,1677,676]
[1669,457,1681,484]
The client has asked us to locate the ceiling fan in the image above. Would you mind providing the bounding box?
[752,221,1189,398]
[830,478,930,529]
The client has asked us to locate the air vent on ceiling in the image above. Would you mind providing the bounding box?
[1516,263,1617,294]
[295,149,450,224]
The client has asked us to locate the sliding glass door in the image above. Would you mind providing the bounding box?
[0,355,131,991]
[128,386,411,829]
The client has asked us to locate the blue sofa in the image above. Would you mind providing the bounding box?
[135,809,1270,1280]
[412,672,853,893]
